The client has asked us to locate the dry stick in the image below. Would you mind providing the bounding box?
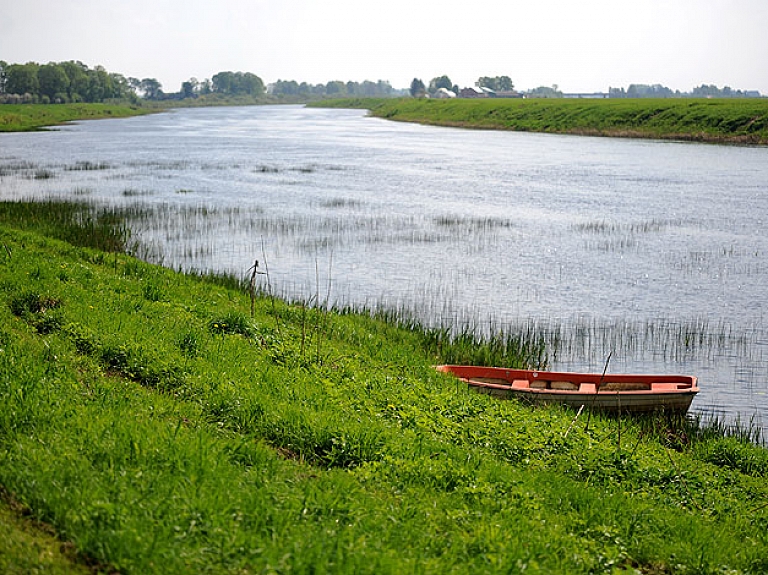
[247,259,265,318]
[564,404,585,439]
[259,239,282,338]
[585,351,613,432]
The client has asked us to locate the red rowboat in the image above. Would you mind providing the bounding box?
[435,365,699,413]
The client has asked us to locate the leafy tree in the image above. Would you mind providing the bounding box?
[410,78,425,97]
[271,79,299,96]
[326,81,347,95]
[526,85,563,98]
[140,78,163,100]
[60,61,89,102]
[84,67,115,102]
[239,72,265,96]
[5,63,40,96]
[428,75,452,94]
[38,63,70,102]
[476,76,514,91]
[199,79,212,95]
[211,71,234,94]
[181,78,199,98]
[211,71,264,96]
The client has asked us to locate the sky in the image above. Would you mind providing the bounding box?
[2,0,767,94]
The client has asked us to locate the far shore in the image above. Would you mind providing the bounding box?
[310,97,768,145]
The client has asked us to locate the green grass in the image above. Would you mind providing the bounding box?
[1,209,768,573]
[313,97,768,144]
[0,103,152,132]
[0,491,94,574]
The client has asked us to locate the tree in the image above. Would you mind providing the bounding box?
[84,67,115,102]
[60,61,89,102]
[239,72,264,96]
[212,71,264,96]
[38,63,70,102]
[5,63,40,96]
[526,85,563,98]
[140,78,163,100]
[428,75,452,94]
[410,78,425,97]
[476,76,514,91]
[326,81,346,95]
[271,79,299,96]
[181,78,199,98]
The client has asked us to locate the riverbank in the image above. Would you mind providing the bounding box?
[1,202,768,573]
[312,97,768,145]
[0,103,153,132]
[0,97,316,132]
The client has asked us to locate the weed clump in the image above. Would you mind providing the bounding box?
[209,311,256,338]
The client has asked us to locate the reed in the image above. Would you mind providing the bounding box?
[0,199,134,253]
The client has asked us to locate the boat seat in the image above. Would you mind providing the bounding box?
[511,379,529,390]
[652,382,685,391]
[579,383,598,393]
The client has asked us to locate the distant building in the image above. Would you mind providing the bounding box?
[459,87,488,98]
[433,87,457,99]
[459,86,522,99]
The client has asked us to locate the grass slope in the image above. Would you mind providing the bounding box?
[1,220,768,573]
[313,98,768,144]
[0,103,151,132]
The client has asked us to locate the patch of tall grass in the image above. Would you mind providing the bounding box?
[0,199,134,253]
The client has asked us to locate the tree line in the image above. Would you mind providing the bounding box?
[609,84,761,98]
[0,60,139,104]
[0,60,270,104]
[268,79,396,97]
[0,60,398,104]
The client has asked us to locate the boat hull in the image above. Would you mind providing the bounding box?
[435,365,699,413]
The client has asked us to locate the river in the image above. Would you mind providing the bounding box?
[1,104,767,436]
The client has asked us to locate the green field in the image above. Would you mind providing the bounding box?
[313,97,768,144]
[0,201,767,573]
[0,103,151,132]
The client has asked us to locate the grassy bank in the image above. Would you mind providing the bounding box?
[0,202,767,573]
[0,103,152,132]
[313,97,768,144]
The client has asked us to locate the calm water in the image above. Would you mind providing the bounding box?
[2,105,767,435]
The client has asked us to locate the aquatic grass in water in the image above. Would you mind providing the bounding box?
[65,161,112,171]
[0,199,134,253]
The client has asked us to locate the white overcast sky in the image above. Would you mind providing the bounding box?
[2,0,767,94]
